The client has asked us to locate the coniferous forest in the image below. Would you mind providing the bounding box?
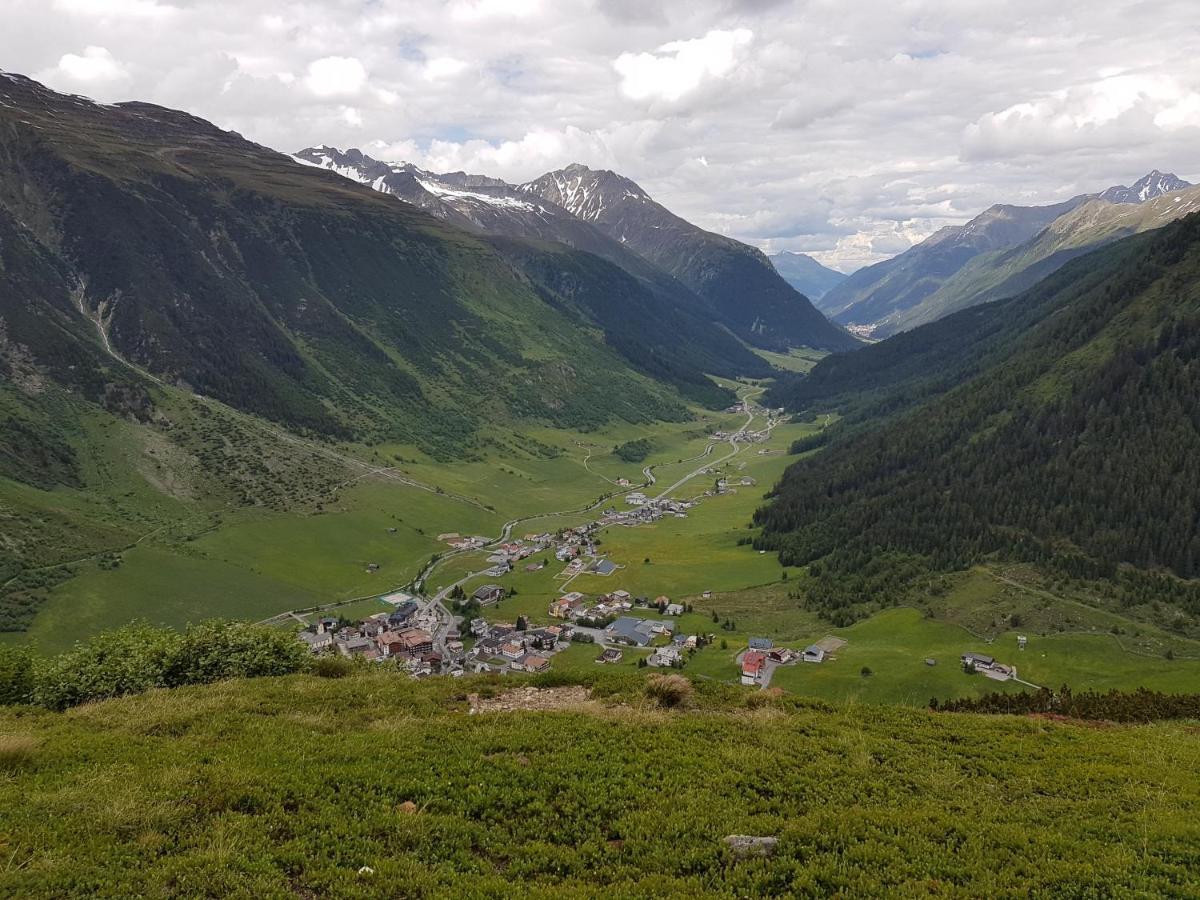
[756,213,1200,617]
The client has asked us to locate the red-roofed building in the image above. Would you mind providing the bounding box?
[741,650,767,685]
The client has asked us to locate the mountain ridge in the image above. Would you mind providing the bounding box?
[823,170,1193,336]
[768,251,848,300]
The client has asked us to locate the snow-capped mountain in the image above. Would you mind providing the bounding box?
[1098,170,1192,204]
[293,150,859,352]
[518,163,652,223]
[520,164,859,350]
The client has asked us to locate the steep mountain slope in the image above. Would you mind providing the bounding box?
[823,171,1192,337]
[820,199,1085,332]
[759,213,1200,601]
[291,146,772,389]
[521,164,859,352]
[891,182,1200,333]
[768,251,847,300]
[0,73,731,456]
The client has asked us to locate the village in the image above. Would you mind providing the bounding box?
[288,396,853,686]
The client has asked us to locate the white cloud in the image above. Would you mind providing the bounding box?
[964,73,1200,159]
[7,0,1200,271]
[614,29,753,102]
[450,0,541,22]
[52,0,176,19]
[372,125,620,183]
[39,46,131,88]
[423,57,469,81]
[304,56,367,98]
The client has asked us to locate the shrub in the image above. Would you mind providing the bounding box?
[32,623,182,711]
[744,687,784,709]
[163,621,311,687]
[0,646,34,706]
[312,655,355,679]
[644,673,693,709]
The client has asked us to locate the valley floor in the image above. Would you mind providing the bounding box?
[6,373,1200,705]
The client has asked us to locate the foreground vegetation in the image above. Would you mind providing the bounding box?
[1,669,1198,896]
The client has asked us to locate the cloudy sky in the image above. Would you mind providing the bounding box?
[5,0,1199,270]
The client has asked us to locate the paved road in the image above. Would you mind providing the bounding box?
[652,385,773,501]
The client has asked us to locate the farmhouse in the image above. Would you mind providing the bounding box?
[961,652,995,670]
[802,645,826,664]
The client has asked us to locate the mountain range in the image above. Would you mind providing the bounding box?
[823,170,1194,337]
[767,252,848,300]
[294,148,859,353]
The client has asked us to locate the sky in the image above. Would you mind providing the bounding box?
[4,0,1199,271]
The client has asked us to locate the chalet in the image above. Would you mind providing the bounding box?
[519,654,551,674]
[474,636,503,656]
[598,647,623,664]
[549,595,585,619]
[648,646,683,668]
[500,642,524,661]
[741,650,767,685]
[625,492,648,506]
[748,637,773,651]
[665,603,685,616]
[469,617,488,637]
[473,584,506,605]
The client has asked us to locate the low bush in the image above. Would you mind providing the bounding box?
[312,655,354,679]
[644,673,693,708]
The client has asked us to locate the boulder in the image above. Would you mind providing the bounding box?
[723,835,778,858]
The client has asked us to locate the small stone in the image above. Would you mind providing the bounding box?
[723,835,778,858]
[357,866,375,876]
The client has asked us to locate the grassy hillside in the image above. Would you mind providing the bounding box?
[2,670,1199,896]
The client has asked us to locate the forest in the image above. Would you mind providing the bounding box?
[756,213,1200,621]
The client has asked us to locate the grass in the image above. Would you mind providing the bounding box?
[767,608,1200,705]
[750,346,828,374]
[2,670,1199,896]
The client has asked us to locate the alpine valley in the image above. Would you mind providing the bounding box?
[4,34,1200,896]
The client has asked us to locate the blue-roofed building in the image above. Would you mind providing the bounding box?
[604,616,673,647]
[748,637,773,651]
